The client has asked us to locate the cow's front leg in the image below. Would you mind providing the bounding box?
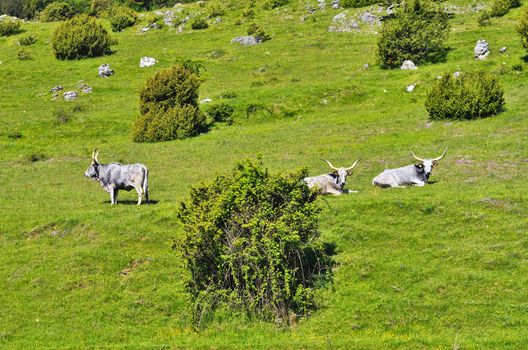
[413,180,426,187]
[110,188,119,205]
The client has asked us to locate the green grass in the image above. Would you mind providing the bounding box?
[1,1,528,348]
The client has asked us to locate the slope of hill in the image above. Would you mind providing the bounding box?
[1,1,527,348]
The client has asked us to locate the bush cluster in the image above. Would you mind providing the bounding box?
[133,64,206,143]
[425,71,505,120]
[90,0,112,15]
[377,0,450,68]
[0,17,20,36]
[178,159,333,325]
[207,2,225,17]
[39,2,73,21]
[17,34,37,45]
[490,0,520,16]
[206,103,234,123]
[52,14,114,59]
[109,6,137,32]
[17,48,32,60]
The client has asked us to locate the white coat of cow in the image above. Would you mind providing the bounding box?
[304,159,360,195]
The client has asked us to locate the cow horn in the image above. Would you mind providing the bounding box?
[410,150,426,162]
[321,159,338,170]
[346,159,360,171]
[91,149,96,160]
[432,147,448,162]
[94,149,100,164]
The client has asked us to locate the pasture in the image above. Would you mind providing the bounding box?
[1,0,527,348]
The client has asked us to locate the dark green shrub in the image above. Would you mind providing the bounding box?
[263,0,289,9]
[139,65,201,115]
[53,107,72,124]
[52,14,114,60]
[39,2,73,21]
[207,2,225,17]
[377,0,450,68]
[206,103,234,123]
[178,158,333,325]
[191,18,208,30]
[17,48,32,60]
[248,23,271,41]
[17,34,37,45]
[425,71,505,120]
[517,8,528,50]
[341,0,379,8]
[133,105,206,142]
[90,0,113,15]
[489,0,520,17]
[0,17,21,36]
[477,10,492,26]
[242,7,255,18]
[134,64,204,142]
[109,6,136,32]
[7,131,22,139]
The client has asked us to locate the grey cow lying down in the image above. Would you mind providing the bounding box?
[84,149,150,205]
[304,159,360,195]
[372,148,447,188]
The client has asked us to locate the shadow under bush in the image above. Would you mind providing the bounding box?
[177,159,334,327]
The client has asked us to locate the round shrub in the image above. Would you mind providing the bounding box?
[18,34,37,46]
[109,6,137,32]
[0,17,21,36]
[206,103,234,123]
[263,0,289,9]
[517,9,528,51]
[133,105,206,142]
[191,18,208,30]
[90,0,113,15]
[52,15,114,60]
[248,23,271,42]
[139,64,201,115]
[425,72,505,120]
[178,159,333,324]
[39,2,73,22]
[377,0,450,68]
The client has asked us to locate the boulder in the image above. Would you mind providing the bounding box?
[163,11,175,26]
[499,46,507,54]
[231,36,261,45]
[63,91,78,101]
[359,11,380,25]
[318,0,326,10]
[332,0,340,9]
[50,85,63,93]
[140,57,158,67]
[328,12,360,32]
[98,64,113,78]
[474,40,489,60]
[406,84,416,93]
[400,60,417,70]
[78,84,92,93]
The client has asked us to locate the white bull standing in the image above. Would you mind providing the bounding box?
[304,159,360,195]
[372,148,448,188]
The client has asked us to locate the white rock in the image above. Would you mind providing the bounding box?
[199,98,212,104]
[400,60,417,70]
[406,84,416,93]
[231,36,261,45]
[98,64,113,78]
[453,71,461,78]
[474,39,489,60]
[139,57,158,67]
[63,91,78,101]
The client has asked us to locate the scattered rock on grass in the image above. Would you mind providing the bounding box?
[474,40,489,60]
[499,46,507,54]
[400,60,417,70]
[50,85,63,93]
[332,0,340,9]
[231,36,261,45]
[140,57,157,67]
[328,12,360,32]
[63,91,78,101]
[406,84,416,93]
[98,64,113,78]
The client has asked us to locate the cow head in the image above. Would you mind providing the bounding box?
[411,148,448,180]
[322,159,360,189]
[84,148,100,181]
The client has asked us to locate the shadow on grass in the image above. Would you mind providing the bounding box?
[102,199,159,205]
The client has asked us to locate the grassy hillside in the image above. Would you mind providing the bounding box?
[1,0,527,348]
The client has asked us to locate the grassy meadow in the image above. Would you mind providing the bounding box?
[1,0,528,348]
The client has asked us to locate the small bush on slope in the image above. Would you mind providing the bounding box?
[52,14,114,59]
[178,158,333,326]
[425,72,505,120]
[377,0,450,68]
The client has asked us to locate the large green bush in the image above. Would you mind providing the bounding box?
[134,64,205,142]
[109,5,136,32]
[517,8,528,50]
[39,2,73,21]
[133,105,206,142]
[0,16,20,36]
[178,159,333,325]
[425,72,505,120]
[377,0,450,68]
[52,14,114,59]
[139,64,201,115]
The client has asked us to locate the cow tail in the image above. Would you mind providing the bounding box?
[143,168,150,204]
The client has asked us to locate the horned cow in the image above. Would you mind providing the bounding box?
[372,148,448,188]
[304,159,360,195]
[84,149,150,205]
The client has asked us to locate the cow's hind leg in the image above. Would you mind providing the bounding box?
[134,186,143,205]
[111,188,119,205]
